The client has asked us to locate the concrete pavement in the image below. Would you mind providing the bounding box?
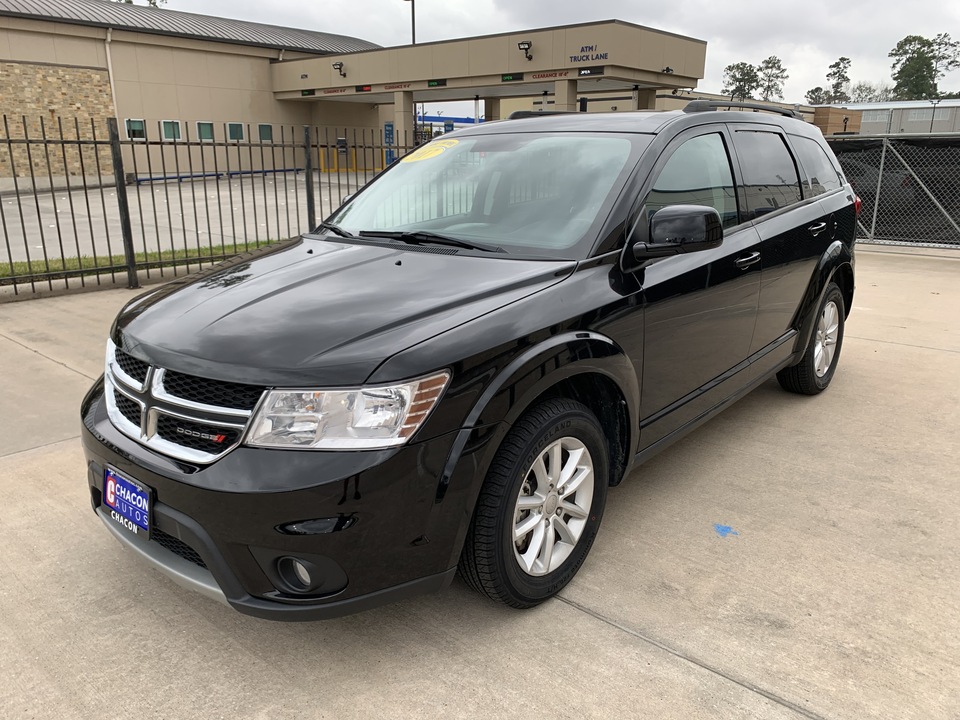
[0,246,957,719]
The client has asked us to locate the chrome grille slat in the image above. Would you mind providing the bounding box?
[104,339,264,464]
[151,369,253,418]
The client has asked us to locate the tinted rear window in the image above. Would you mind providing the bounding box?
[790,135,842,197]
[734,131,803,220]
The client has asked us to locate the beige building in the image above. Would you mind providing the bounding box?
[1,0,709,179]
[830,100,960,135]
[0,0,379,178]
[501,89,816,123]
[271,19,707,142]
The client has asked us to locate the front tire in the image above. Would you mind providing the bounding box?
[777,282,845,395]
[458,398,608,608]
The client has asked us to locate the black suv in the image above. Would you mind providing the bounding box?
[81,102,857,619]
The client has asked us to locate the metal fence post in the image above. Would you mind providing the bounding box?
[107,117,139,288]
[869,139,887,239]
[304,125,316,231]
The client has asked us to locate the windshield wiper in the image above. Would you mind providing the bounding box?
[315,221,355,238]
[358,230,504,253]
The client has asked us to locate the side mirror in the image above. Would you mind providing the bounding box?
[339,193,354,207]
[633,205,724,260]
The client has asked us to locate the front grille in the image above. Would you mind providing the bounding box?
[162,371,264,411]
[155,414,242,455]
[114,391,142,427]
[114,348,149,385]
[152,528,207,569]
[105,339,255,464]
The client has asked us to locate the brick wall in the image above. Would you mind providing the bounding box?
[0,61,114,179]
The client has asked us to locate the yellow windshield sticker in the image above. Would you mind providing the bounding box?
[401,138,460,163]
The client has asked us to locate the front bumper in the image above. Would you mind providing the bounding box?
[81,380,491,620]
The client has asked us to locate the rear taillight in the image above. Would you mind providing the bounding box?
[854,196,862,216]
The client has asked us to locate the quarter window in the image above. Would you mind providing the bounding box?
[790,136,842,198]
[733,131,802,220]
[646,133,739,229]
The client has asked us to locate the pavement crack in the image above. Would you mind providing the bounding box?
[0,332,96,380]
[846,335,959,354]
[557,595,830,720]
[0,435,81,459]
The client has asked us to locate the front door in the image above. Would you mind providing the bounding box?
[637,128,762,448]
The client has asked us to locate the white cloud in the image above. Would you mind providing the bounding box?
[164,0,960,101]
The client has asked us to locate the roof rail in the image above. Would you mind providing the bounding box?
[683,100,804,120]
[506,110,580,120]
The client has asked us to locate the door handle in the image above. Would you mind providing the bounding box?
[808,222,827,236]
[734,251,760,269]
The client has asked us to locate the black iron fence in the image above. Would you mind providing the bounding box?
[827,135,960,247]
[0,115,416,297]
[4,120,958,298]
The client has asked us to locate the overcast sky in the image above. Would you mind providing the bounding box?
[167,0,959,104]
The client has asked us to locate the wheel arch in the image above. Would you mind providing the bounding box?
[791,241,854,358]
[438,332,640,503]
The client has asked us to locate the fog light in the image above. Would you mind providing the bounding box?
[292,560,311,586]
[277,556,314,591]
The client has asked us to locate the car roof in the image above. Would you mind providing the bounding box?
[455,108,823,141]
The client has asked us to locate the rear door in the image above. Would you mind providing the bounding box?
[638,126,762,448]
[789,133,855,247]
[728,126,826,356]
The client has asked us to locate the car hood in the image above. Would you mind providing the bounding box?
[114,238,574,386]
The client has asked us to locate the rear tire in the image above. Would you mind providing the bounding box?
[778,282,845,395]
[458,398,608,608]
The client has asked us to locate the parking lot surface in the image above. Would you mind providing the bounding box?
[0,246,957,719]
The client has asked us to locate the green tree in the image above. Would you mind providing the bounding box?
[826,57,852,103]
[931,33,960,81]
[805,86,828,105]
[722,62,760,101]
[890,36,937,99]
[758,56,788,101]
[888,34,959,99]
[850,81,894,102]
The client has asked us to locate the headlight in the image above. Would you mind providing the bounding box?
[245,371,450,450]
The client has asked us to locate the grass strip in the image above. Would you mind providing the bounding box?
[1,241,279,284]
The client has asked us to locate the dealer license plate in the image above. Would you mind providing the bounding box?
[103,468,151,540]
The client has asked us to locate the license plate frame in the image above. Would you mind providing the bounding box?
[103,468,152,540]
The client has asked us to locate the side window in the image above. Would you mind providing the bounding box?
[733,131,802,219]
[646,133,738,229]
[790,135,842,198]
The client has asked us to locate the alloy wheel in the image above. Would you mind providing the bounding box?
[814,300,840,377]
[512,437,594,576]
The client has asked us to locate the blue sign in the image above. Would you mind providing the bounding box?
[384,121,396,164]
[444,121,454,134]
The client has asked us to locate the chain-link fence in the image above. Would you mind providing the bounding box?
[827,135,960,247]
[1,115,416,298]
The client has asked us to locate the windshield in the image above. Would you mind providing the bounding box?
[327,132,649,259]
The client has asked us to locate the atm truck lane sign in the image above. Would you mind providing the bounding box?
[104,469,150,536]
